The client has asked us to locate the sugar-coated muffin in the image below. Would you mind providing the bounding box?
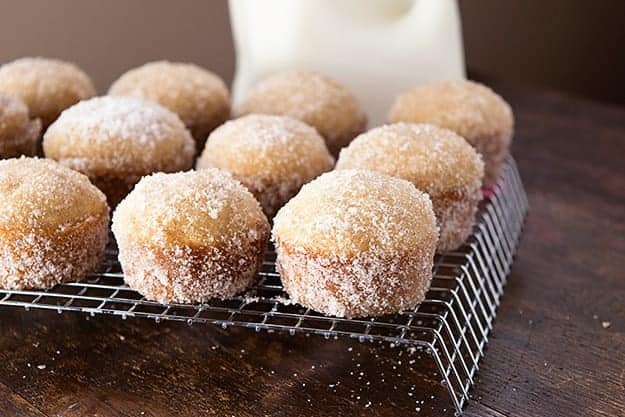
[0,158,109,290]
[388,80,513,184]
[43,96,195,206]
[272,169,438,318]
[109,61,230,151]
[0,57,95,128]
[236,71,367,156]
[0,93,41,158]
[336,123,484,251]
[112,169,270,304]
[197,114,334,217]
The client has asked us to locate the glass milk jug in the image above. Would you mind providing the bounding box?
[229,0,465,126]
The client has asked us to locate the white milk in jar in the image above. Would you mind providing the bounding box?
[229,0,465,126]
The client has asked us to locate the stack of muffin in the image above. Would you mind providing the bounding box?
[0,56,514,318]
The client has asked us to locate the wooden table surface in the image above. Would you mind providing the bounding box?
[0,86,623,417]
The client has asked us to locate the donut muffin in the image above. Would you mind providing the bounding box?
[109,61,230,151]
[272,169,438,318]
[197,114,334,217]
[0,158,109,290]
[0,57,95,128]
[237,71,366,155]
[0,93,41,158]
[112,169,270,304]
[43,96,195,206]
[336,123,484,251]
[388,80,513,184]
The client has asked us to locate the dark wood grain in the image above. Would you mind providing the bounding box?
[0,382,46,416]
[0,86,623,417]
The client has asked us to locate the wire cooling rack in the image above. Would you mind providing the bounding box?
[0,158,527,415]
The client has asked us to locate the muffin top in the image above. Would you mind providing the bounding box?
[0,57,95,126]
[108,61,230,137]
[272,169,438,258]
[336,123,484,196]
[43,96,195,176]
[0,157,108,233]
[388,80,513,143]
[197,114,333,182]
[112,169,268,249]
[237,71,366,154]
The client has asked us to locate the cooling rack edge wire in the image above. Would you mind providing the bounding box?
[0,157,528,415]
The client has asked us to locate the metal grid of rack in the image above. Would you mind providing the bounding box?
[0,158,527,415]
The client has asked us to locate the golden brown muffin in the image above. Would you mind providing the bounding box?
[0,157,109,290]
[196,114,334,217]
[272,169,438,318]
[0,57,95,128]
[236,71,367,156]
[112,169,270,304]
[0,93,41,158]
[43,96,195,206]
[108,61,230,151]
[336,123,484,251]
[388,80,513,184]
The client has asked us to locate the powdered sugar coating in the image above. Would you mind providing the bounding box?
[0,158,109,289]
[388,80,514,184]
[43,96,195,205]
[0,57,95,127]
[197,114,334,217]
[272,169,438,318]
[0,93,41,157]
[236,71,367,155]
[112,169,270,304]
[108,61,230,150]
[336,123,484,251]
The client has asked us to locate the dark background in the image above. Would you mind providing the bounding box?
[1,0,624,105]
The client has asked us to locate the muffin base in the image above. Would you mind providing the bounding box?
[236,174,306,219]
[89,174,142,208]
[275,241,435,318]
[117,236,267,304]
[188,110,230,154]
[0,210,109,290]
[431,185,482,252]
[324,120,367,157]
[0,118,41,158]
[469,131,512,185]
